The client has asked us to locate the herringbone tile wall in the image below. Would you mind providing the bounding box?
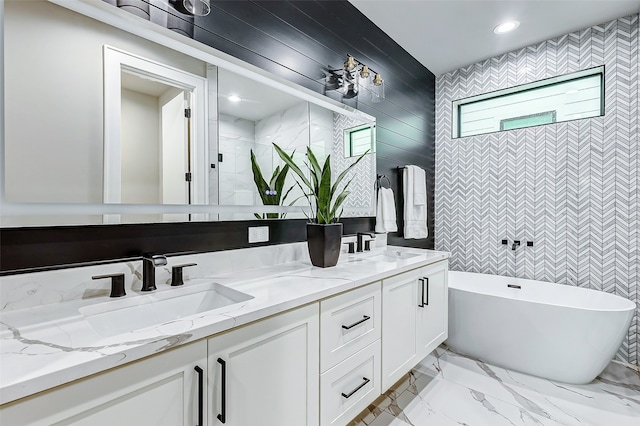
[435,15,639,365]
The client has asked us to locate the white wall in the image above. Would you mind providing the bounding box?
[218,113,256,220]
[121,88,160,205]
[4,0,205,204]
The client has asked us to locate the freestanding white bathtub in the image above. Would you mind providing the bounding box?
[445,271,636,384]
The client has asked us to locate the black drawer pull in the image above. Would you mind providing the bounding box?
[508,284,522,289]
[194,366,203,426]
[342,315,371,330]
[423,276,429,306]
[341,377,370,399]
[217,358,226,424]
[418,277,429,307]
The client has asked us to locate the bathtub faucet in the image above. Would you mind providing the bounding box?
[511,240,520,251]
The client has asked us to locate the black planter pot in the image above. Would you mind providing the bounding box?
[306,223,343,268]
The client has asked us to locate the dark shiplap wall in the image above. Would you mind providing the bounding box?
[0,0,435,273]
[191,0,436,248]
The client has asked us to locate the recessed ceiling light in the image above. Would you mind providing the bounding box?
[228,95,241,102]
[494,21,520,34]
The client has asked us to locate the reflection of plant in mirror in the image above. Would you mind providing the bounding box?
[273,143,369,224]
[250,149,294,219]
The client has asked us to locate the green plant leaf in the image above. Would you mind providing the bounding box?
[250,149,273,205]
[305,147,323,193]
[317,156,332,223]
[273,164,291,204]
[273,144,312,190]
[269,165,281,189]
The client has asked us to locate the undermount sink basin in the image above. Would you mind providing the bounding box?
[373,249,422,262]
[341,249,422,264]
[80,282,253,337]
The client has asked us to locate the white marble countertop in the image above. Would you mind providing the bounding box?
[0,246,448,405]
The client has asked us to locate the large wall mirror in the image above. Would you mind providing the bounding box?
[2,0,376,227]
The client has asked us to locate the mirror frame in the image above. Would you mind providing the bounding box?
[0,0,376,221]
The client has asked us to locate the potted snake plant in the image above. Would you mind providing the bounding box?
[250,149,294,219]
[273,143,369,267]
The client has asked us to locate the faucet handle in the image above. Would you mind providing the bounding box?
[364,240,373,251]
[92,273,126,297]
[342,242,356,254]
[171,263,197,286]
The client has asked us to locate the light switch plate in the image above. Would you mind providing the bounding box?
[248,226,269,243]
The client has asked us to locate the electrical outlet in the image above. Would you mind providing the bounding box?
[248,226,269,243]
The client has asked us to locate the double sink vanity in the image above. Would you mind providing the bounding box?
[1,2,446,424]
[0,244,449,425]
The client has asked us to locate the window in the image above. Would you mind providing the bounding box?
[500,111,556,131]
[452,66,604,138]
[344,125,373,157]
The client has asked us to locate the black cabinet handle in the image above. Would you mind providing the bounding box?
[418,277,429,307]
[217,358,226,424]
[341,377,370,399]
[342,315,371,330]
[194,366,203,426]
[423,276,429,306]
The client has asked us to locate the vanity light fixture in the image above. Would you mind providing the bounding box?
[325,55,385,102]
[493,20,520,34]
[228,95,241,102]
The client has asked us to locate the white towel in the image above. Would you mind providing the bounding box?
[375,187,398,233]
[403,165,428,239]
[412,166,427,206]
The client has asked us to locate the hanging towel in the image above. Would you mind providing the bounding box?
[403,165,428,239]
[375,187,398,233]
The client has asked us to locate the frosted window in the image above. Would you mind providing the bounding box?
[344,125,372,157]
[453,67,604,138]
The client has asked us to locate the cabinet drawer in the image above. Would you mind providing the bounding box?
[320,281,381,371]
[320,340,381,426]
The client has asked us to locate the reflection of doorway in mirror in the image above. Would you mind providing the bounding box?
[103,46,208,223]
[120,73,190,222]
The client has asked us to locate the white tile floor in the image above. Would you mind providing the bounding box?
[349,346,640,426]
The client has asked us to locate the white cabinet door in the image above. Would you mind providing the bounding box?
[0,340,207,426]
[417,260,449,358]
[381,261,449,391]
[381,268,421,391]
[208,304,319,426]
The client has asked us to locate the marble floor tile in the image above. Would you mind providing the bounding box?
[434,349,640,426]
[366,411,412,426]
[396,377,569,426]
[351,346,640,426]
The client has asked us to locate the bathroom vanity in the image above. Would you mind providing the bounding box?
[0,245,449,426]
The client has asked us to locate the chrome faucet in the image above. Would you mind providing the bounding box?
[356,232,376,252]
[142,254,167,291]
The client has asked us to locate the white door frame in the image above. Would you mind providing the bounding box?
[103,45,208,208]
